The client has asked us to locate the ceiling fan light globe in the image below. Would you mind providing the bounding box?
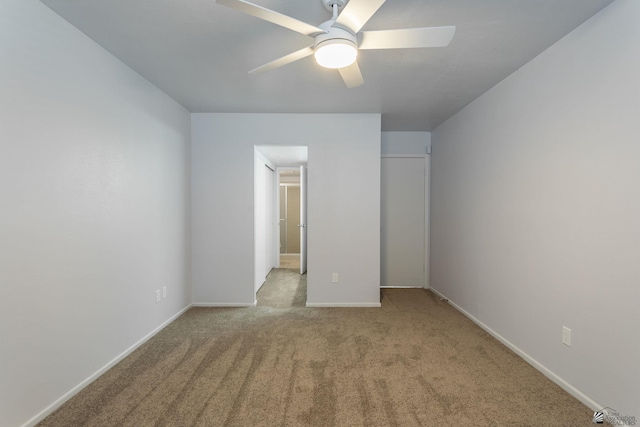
[314,40,357,69]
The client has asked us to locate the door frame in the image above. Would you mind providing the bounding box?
[299,165,307,275]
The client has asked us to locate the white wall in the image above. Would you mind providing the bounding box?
[0,1,191,426]
[192,114,381,306]
[381,131,431,155]
[431,0,639,415]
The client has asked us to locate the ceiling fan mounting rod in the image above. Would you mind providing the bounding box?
[322,0,346,13]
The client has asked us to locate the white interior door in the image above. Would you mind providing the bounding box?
[299,165,307,274]
[265,165,275,273]
[381,156,426,287]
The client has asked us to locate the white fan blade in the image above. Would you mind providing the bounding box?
[359,26,456,50]
[334,0,386,34]
[338,61,364,88]
[217,0,326,37]
[249,46,314,74]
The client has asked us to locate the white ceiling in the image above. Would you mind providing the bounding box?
[40,0,614,131]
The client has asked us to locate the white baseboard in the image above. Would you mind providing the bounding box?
[305,302,381,307]
[192,301,257,307]
[428,287,603,412]
[22,304,192,427]
[380,286,423,289]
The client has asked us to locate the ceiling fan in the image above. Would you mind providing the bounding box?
[216,0,456,88]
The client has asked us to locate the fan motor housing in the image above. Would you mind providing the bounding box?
[314,20,357,50]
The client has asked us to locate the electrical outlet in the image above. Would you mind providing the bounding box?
[562,326,571,347]
[163,287,167,299]
[332,273,338,283]
[155,290,161,304]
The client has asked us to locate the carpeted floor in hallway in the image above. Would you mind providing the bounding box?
[38,272,593,426]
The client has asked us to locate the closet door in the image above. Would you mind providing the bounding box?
[381,156,426,287]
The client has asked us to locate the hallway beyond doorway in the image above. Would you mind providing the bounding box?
[279,253,300,270]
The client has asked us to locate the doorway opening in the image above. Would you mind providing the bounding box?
[254,145,308,307]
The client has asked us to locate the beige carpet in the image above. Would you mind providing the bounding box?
[39,272,593,426]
